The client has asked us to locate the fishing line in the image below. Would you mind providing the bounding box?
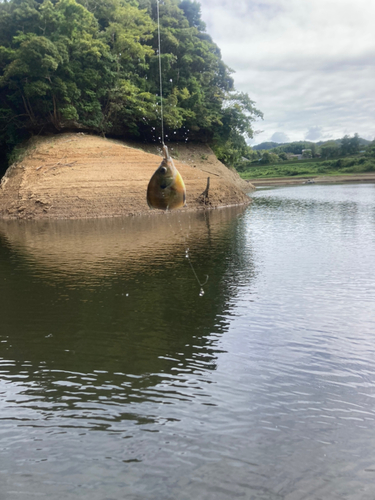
[165,212,209,297]
[178,214,209,296]
[156,0,165,145]
[156,1,208,296]
[186,251,209,297]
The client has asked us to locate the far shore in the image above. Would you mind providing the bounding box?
[248,172,375,187]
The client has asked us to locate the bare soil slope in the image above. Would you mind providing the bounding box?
[0,133,253,219]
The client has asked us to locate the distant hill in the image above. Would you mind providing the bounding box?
[316,138,371,147]
[253,137,371,151]
[253,142,279,151]
[253,140,316,154]
[358,138,371,146]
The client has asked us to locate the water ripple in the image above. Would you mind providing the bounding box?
[1,185,375,498]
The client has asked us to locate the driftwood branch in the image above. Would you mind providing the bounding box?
[198,177,210,204]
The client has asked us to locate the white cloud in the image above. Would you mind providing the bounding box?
[305,126,323,141]
[270,131,289,143]
[199,0,375,144]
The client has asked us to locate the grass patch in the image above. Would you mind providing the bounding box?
[240,156,375,179]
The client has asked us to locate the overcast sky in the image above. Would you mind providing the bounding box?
[198,0,375,145]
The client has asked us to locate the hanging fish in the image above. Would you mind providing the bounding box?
[147,145,186,210]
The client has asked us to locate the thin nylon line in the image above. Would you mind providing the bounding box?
[156,0,165,145]
[187,255,209,290]
[156,3,207,297]
[165,213,209,297]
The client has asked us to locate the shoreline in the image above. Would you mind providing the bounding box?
[247,173,375,187]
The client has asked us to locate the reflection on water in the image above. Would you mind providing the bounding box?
[0,208,247,283]
[1,185,375,499]
[0,207,250,423]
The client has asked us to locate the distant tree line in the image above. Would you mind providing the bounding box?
[234,134,374,171]
[0,0,262,173]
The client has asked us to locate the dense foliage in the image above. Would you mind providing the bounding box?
[0,0,262,174]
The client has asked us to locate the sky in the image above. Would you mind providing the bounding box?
[198,0,375,145]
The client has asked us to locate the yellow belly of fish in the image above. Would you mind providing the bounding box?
[147,171,186,210]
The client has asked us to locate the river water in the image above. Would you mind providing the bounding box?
[1,183,375,500]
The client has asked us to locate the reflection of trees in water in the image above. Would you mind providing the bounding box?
[0,207,255,427]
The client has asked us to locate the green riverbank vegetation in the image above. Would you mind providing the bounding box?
[0,0,262,177]
[237,135,375,180]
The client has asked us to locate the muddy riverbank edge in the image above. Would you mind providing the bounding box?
[248,173,375,187]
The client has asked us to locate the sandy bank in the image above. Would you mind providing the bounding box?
[0,133,253,220]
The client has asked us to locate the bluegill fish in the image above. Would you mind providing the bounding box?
[147,145,186,210]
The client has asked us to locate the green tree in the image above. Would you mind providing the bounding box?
[302,149,312,158]
[365,139,375,158]
[0,0,262,171]
[179,0,206,30]
[320,141,339,159]
[310,143,318,157]
[260,151,279,164]
[340,135,351,155]
[339,134,360,156]
[349,133,360,155]
[211,92,262,165]
[0,0,115,134]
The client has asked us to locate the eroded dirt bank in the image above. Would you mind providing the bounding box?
[0,133,253,220]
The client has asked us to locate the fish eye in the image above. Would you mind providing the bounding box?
[159,166,167,174]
